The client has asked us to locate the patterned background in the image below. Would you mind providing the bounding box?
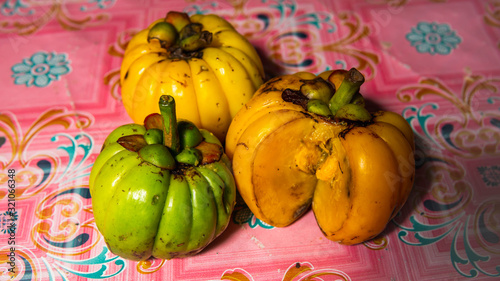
[1,0,500,280]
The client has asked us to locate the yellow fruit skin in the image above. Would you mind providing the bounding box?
[313,125,414,245]
[226,75,306,159]
[232,110,318,227]
[121,13,264,142]
[225,71,415,245]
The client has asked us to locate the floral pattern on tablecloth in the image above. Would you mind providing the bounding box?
[405,22,462,55]
[11,51,71,87]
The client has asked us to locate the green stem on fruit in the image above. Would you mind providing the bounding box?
[328,68,365,116]
[159,95,181,155]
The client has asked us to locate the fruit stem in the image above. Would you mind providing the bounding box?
[328,68,365,115]
[159,95,181,155]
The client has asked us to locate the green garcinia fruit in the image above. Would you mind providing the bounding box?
[89,95,236,261]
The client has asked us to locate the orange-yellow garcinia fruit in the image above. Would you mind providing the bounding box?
[225,68,415,245]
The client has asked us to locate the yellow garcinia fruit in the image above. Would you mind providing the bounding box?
[120,11,264,142]
[225,68,415,245]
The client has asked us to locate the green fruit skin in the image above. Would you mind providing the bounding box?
[89,124,236,261]
[103,124,147,148]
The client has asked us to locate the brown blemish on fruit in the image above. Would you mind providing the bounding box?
[281,88,307,109]
[197,66,209,75]
[293,199,311,219]
[152,194,160,205]
[236,142,249,150]
[117,134,147,152]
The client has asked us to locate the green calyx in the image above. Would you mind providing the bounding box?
[351,92,365,107]
[283,68,373,122]
[148,22,178,48]
[139,144,176,169]
[147,12,212,59]
[178,23,213,52]
[116,95,223,170]
[334,104,372,122]
[175,148,202,166]
[178,120,204,149]
[144,129,163,145]
[306,99,332,117]
[300,77,334,104]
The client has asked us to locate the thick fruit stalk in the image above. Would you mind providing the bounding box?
[328,68,371,122]
[159,95,181,154]
[328,69,364,113]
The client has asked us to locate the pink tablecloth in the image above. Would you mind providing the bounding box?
[1,0,500,280]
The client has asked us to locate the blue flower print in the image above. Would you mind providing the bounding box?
[478,165,500,187]
[0,211,17,234]
[12,51,71,87]
[1,0,33,16]
[80,0,116,12]
[406,22,461,55]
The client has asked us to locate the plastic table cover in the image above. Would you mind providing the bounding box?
[1,0,500,280]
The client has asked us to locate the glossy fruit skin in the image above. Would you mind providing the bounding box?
[89,124,236,260]
[121,13,265,141]
[225,71,415,245]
